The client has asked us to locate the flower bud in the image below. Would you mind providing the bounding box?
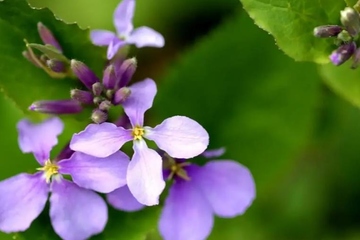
[91,109,108,124]
[29,100,82,114]
[70,89,93,105]
[71,59,100,90]
[113,87,131,105]
[340,7,360,37]
[46,59,65,73]
[313,25,342,37]
[116,58,137,88]
[92,82,103,96]
[106,89,115,99]
[99,100,112,111]
[37,22,63,52]
[102,64,116,89]
[337,30,352,42]
[329,42,356,66]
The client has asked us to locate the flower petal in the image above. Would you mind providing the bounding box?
[202,147,226,159]
[50,179,107,240]
[122,78,157,126]
[127,26,165,48]
[159,178,213,240]
[90,30,117,46]
[17,117,63,165]
[0,173,48,232]
[58,151,129,193]
[113,0,134,34]
[191,160,256,217]
[145,116,209,159]
[127,140,165,206]
[70,122,132,158]
[107,38,126,60]
[107,185,144,212]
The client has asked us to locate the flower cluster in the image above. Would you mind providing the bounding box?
[0,0,256,239]
[314,7,360,68]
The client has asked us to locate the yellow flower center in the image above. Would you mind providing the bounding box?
[37,159,59,183]
[132,126,145,140]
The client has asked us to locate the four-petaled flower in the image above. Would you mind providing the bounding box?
[70,78,209,206]
[90,0,165,59]
[0,117,129,240]
[159,148,256,240]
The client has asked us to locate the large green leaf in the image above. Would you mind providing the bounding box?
[239,0,346,63]
[0,0,105,116]
[152,10,321,238]
[319,63,360,108]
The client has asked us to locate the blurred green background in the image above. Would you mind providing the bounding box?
[1,0,360,239]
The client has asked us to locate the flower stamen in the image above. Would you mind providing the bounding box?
[132,126,145,140]
[37,159,59,183]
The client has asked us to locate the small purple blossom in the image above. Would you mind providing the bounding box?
[90,0,165,59]
[159,149,256,240]
[0,117,129,240]
[70,79,209,206]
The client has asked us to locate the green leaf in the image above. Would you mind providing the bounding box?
[319,62,360,108]
[0,0,105,116]
[153,10,321,238]
[239,0,346,63]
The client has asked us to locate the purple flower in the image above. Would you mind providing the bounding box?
[70,78,209,206]
[159,149,256,240]
[90,0,165,59]
[0,117,129,240]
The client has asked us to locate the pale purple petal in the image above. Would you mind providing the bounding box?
[90,30,117,46]
[50,179,107,240]
[17,117,63,165]
[202,147,226,159]
[113,0,135,35]
[122,78,157,126]
[159,179,213,240]
[145,116,209,159]
[127,27,165,48]
[107,38,126,60]
[58,151,129,193]
[0,173,48,232]
[191,160,256,217]
[70,122,132,158]
[107,185,144,212]
[127,140,165,206]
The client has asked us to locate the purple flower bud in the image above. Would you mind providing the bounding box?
[352,47,360,69]
[71,60,100,90]
[29,100,82,114]
[22,51,42,68]
[93,96,103,105]
[116,58,137,88]
[102,64,116,89]
[329,42,356,66]
[114,115,131,128]
[106,89,115,99]
[92,82,103,96]
[113,87,131,105]
[99,100,112,111]
[70,89,94,105]
[91,109,108,124]
[54,142,74,161]
[46,59,65,73]
[340,7,360,37]
[37,22,62,52]
[313,25,343,38]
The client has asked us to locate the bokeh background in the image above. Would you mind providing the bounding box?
[1,0,360,239]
